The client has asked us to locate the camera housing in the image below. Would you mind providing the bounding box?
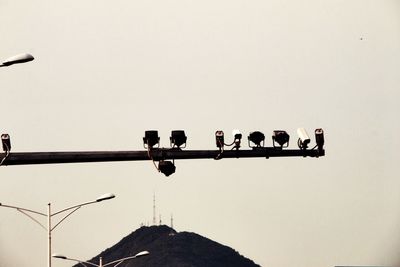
[248,131,265,147]
[1,134,11,152]
[215,131,224,148]
[232,129,242,149]
[158,160,176,177]
[143,130,160,149]
[272,130,290,148]
[297,128,310,149]
[170,130,187,148]
[315,128,324,152]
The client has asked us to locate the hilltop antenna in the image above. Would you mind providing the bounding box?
[171,214,174,229]
[153,193,156,225]
[159,214,162,225]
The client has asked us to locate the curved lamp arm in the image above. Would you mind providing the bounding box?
[52,193,115,216]
[0,203,47,230]
[51,193,115,231]
[53,251,149,267]
[0,193,115,233]
[103,251,150,267]
[52,254,98,267]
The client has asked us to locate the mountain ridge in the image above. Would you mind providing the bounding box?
[73,225,260,267]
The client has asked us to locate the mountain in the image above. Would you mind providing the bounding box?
[74,225,260,267]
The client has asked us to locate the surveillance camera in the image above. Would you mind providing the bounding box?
[272,130,290,148]
[315,128,324,152]
[1,134,11,152]
[215,131,224,148]
[231,129,242,149]
[248,131,265,147]
[297,128,310,148]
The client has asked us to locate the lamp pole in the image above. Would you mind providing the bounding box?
[0,193,115,267]
[0,53,34,67]
[53,251,150,267]
[48,203,52,267]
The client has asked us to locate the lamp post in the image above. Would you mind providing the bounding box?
[53,250,150,267]
[0,193,115,267]
[0,53,34,67]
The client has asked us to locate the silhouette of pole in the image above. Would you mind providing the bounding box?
[0,148,324,166]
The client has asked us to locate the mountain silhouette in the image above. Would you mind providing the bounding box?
[73,225,260,267]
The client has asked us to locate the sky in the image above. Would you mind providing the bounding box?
[0,0,399,266]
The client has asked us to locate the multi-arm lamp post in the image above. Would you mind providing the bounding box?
[53,251,150,267]
[0,53,34,67]
[0,193,115,267]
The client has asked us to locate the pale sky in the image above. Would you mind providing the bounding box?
[1,1,400,267]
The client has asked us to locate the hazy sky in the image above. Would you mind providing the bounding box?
[1,1,399,266]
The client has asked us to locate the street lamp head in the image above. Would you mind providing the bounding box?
[52,253,67,259]
[96,193,115,202]
[2,53,34,66]
[135,251,150,258]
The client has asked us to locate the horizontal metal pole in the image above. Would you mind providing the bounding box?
[0,148,324,166]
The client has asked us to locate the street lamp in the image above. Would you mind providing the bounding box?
[0,193,115,267]
[53,250,150,267]
[0,53,34,67]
